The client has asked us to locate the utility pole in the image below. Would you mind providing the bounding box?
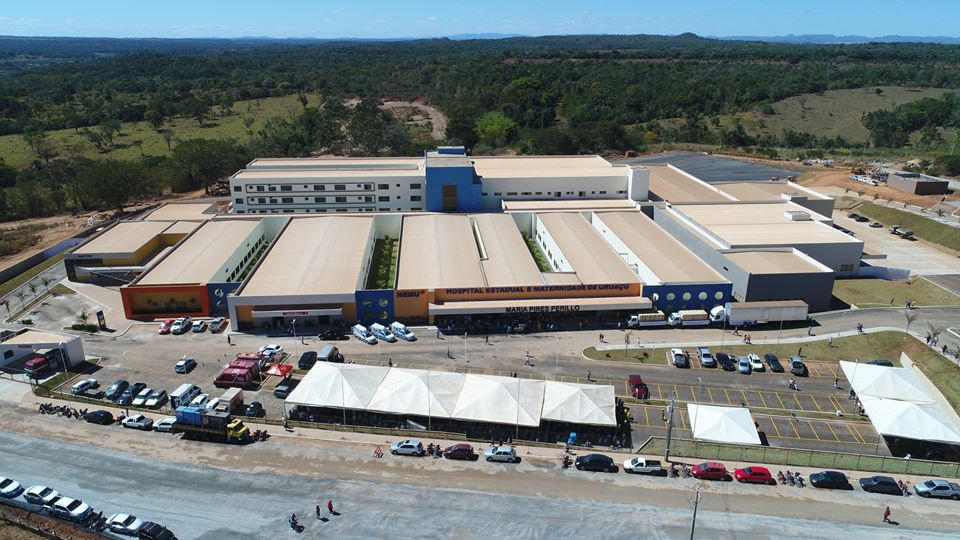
[554,337,559,373]
[689,486,702,540]
[664,396,676,462]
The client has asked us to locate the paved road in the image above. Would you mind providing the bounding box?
[0,260,66,320]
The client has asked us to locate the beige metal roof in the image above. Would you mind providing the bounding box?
[717,181,831,201]
[233,169,423,180]
[672,202,857,246]
[241,217,374,297]
[145,202,217,221]
[536,213,640,285]
[163,221,203,235]
[471,155,611,169]
[646,164,733,202]
[138,220,259,284]
[472,214,543,287]
[503,199,637,211]
[725,251,828,274]
[246,157,423,169]
[674,202,831,225]
[595,212,725,283]
[73,221,173,255]
[397,215,485,290]
[3,329,74,345]
[542,273,582,285]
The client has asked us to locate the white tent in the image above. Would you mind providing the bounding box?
[451,374,545,427]
[366,368,465,418]
[840,361,933,403]
[283,363,389,412]
[541,381,617,426]
[859,396,960,444]
[687,404,760,445]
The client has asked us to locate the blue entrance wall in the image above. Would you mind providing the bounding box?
[643,283,733,313]
[355,290,394,325]
[424,166,483,212]
[207,282,242,315]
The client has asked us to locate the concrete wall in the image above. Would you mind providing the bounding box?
[425,164,482,212]
[626,166,650,201]
[743,272,834,312]
[478,175,629,212]
[588,213,656,284]
[231,175,425,214]
[532,215,573,272]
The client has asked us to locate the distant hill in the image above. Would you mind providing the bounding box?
[719,34,960,45]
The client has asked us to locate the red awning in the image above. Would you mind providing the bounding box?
[264,363,293,377]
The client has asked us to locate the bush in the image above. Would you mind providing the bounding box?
[20,319,33,325]
[70,323,98,332]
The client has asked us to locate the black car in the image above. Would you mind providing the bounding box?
[82,410,114,425]
[868,359,894,367]
[859,475,902,495]
[810,470,851,490]
[574,453,617,473]
[320,329,346,341]
[848,213,862,220]
[104,379,129,401]
[245,401,264,417]
[298,351,318,370]
[138,521,177,540]
[274,378,300,399]
[763,353,784,373]
[716,352,735,371]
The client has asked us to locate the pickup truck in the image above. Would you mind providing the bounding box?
[914,479,960,499]
[622,457,663,475]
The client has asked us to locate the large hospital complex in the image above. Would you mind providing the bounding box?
[66,147,865,332]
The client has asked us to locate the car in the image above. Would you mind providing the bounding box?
[274,378,299,399]
[51,496,92,522]
[320,329,346,341]
[810,470,852,490]
[174,356,197,374]
[244,401,264,417]
[169,317,192,335]
[154,417,177,432]
[716,352,735,371]
[870,221,883,228]
[622,457,663,475]
[697,347,715,368]
[390,439,425,456]
[203,398,220,412]
[158,320,174,334]
[737,356,751,374]
[138,521,176,540]
[132,387,152,407]
[914,479,960,499]
[118,382,147,405]
[82,410,114,425]
[859,475,902,495]
[71,378,99,395]
[209,317,226,333]
[853,215,869,223]
[889,225,901,234]
[734,466,776,485]
[691,461,729,481]
[848,212,862,220]
[298,351,318,369]
[443,443,477,460]
[23,485,58,506]
[145,389,168,409]
[575,453,617,473]
[628,374,649,399]
[259,344,283,358]
[670,348,689,368]
[747,353,764,372]
[0,477,23,498]
[868,359,894,367]
[104,379,130,401]
[122,414,154,431]
[106,513,144,535]
[484,445,519,463]
[764,353,784,373]
[189,393,210,409]
[191,320,207,333]
[789,356,807,376]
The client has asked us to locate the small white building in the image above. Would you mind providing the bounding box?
[0,329,86,371]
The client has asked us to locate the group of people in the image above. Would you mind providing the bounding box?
[925,333,941,346]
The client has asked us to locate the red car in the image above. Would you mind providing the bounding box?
[443,443,477,461]
[628,375,649,399]
[158,320,174,334]
[734,466,776,485]
[691,461,728,481]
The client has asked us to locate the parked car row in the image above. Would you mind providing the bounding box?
[159,317,225,335]
[690,347,805,376]
[351,322,417,345]
[0,474,176,538]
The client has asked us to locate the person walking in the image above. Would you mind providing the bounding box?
[828,336,833,348]
[834,377,839,388]
[882,506,891,523]
[587,370,592,382]
[327,500,334,515]
[316,505,322,520]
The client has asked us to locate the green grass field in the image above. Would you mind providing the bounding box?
[854,203,960,254]
[0,254,64,299]
[833,277,960,307]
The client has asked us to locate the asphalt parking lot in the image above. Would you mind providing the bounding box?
[924,274,960,297]
[835,212,960,275]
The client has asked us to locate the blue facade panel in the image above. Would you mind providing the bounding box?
[643,283,733,313]
[355,289,395,325]
[207,282,242,315]
[424,165,484,212]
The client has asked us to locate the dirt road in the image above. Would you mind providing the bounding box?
[380,100,448,140]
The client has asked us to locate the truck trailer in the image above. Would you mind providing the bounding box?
[709,301,808,327]
[626,311,666,328]
[666,310,710,328]
[172,406,250,444]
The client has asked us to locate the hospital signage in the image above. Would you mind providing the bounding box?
[504,304,581,313]
[446,284,631,296]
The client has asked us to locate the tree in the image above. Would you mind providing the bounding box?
[162,129,175,151]
[132,139,144,156]
[297,93,309,109]
[99,119,122,147]
[0,158,16,189]
[144,108,164,131]
[76,159,145,211]
[183,97,210,127]
[242,116,255,143]
[21,121,48,156]
[27,282,37,300]
[41,276,51,292]
[77,308,89,325]
[169,138,249,193]
[474,112,517,148]
[904,310,918,334]
[14,291,26,310]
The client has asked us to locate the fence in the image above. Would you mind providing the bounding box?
[639,436,960,477]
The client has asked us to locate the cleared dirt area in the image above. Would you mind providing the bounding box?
[380,99,447,140]
[801,169,959,207]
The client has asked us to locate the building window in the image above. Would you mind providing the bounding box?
[234,198,243,205]
[682,292,692,302]
[364,196,373,202]
[268,186,276,192]
[378,183,389,189]
[698,292,708,301]
[412,207,422,211]
[281,197,293,204]
[269,198,277,204]
[334,184,346,191]
[314,197,324,203]
[280,185,292,191]
[535,192,542,195]
[410,195,422,202]
[258,197,266,204]
[336,208,347,212]
[410,183,422,189]
[507,192,517,196]
[522,192,531,195]
[335,196,347,203]
[233,186,241,192]
[666,292,675,301]
[494,192,502,196]
[482,193,488,196]
[378,196,389,202]
[256,186,264,192]
[599,191,607,194]
[364,184,373,190]
[840,264,854,272]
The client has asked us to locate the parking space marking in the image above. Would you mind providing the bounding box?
[791,393,804,411]
[788,418,801,439]
[705,386,715,403]
[767,417,782,438]
[774,393,786,409]
[722,388,732,405]
[643,407,650,426]
[825,421,840,442]
[672,384,681,400]
[807,420,823,441]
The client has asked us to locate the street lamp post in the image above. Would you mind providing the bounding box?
[689,486,702,540]
[464,332,468,369]
[291,318,298,358]
[664,396,676,462]
[554,337,560,373]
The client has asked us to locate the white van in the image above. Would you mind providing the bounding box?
[351,324,377,345]
[170,383,201,409]
[369,323,397,343]
[390,321,416,341]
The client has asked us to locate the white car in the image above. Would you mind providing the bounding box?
[259,344,283,358]
[204,397,220,412]
[122,414,154,431]
[51,497,92,522]
[154,417,176,432]
[389,439,425,456]
[144,389,167,409]
[0,477,23,498]
[209,317,226,333]
[189,393,210,409]
[106,513,144,535]
[170,317,192,334]
[132,387,152,407]
[22,485,58,506]
[484,445,519,463]
[191,320,207,333]
[747,353,764,372]
[71,378,99,395]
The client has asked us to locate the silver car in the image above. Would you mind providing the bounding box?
[390,439,425,456]
[122,414,154,431]
[23,485,58,506]
[0,477,23,498]
[737,356,751,374]
[106,513,144,535]
[484,445,519,463]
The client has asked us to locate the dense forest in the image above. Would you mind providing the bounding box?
[2,33,960,220]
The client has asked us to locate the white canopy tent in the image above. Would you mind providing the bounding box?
[541,381,617,426]
[366,368,465,418]
[283,363,389,412]
[839,361,933,403]
[451,374,545,427]
[859,396,960,444]
[687,404,760,445]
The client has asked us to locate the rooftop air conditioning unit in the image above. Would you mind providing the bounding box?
[783,210,811,221]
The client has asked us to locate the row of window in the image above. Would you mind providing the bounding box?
[482,190,625,197]
[224,235,265,282]
[235,207,423,214]
[237,194,422,206]
[649,291,725,303]
[236,182,423,193]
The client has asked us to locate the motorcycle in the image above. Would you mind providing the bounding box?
[288,514,303,533]
[794,472,804,488]
[777,471,787,485]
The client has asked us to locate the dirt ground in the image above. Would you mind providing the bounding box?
[380,100,448,140]
[800,169,958,207]
[0,506,98,540]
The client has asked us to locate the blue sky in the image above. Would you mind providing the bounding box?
[0,1,956,39]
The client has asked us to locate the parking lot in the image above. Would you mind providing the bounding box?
[835,211,960,275]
